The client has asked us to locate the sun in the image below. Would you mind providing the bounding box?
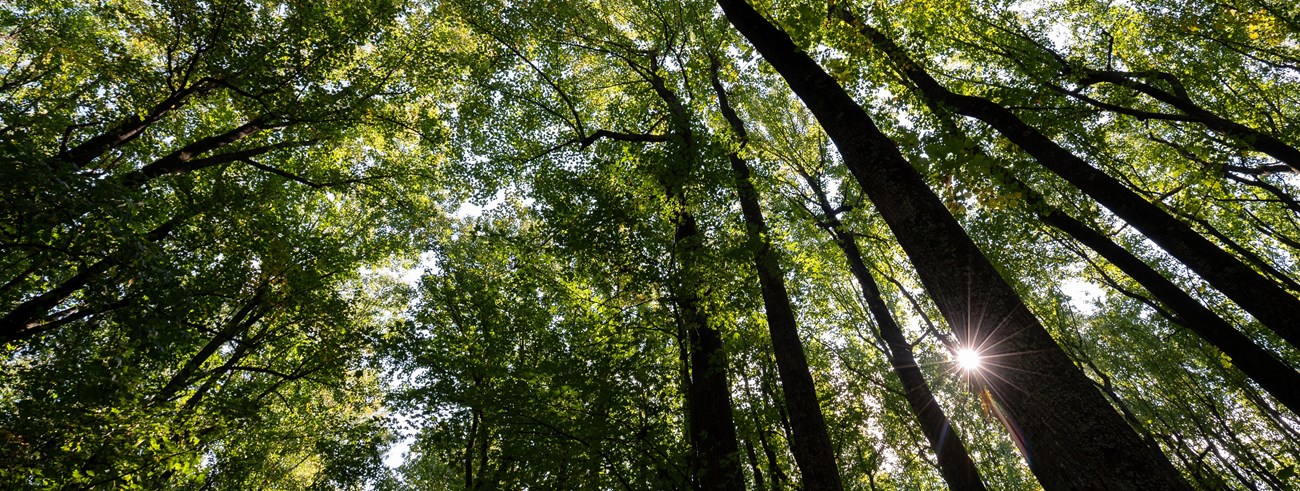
[955,348,982,371]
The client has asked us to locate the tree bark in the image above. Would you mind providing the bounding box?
[743,437,766,491]
[582,74,746,488]
[674,206,746,491]
[929,109,1300,416]
[743,376,789,491]
[709,58,845,491]
[716,1,1193,489]
[643,59,746,491]
[838,12,1300,351]
[0,216,184,342]
[1041,207,1300,415]
[799,169,988,490]
[465,409,479,491]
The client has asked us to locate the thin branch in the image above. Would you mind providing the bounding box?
[240,158,387,189]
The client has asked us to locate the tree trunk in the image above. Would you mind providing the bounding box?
[930,108,1300,416]
[743,375,789,491]
[710,58,845,491]
[715,1,1193,489]
[579,73,746,487]
[743,437,766,491]
[799,169,988,490]
[628,57,747,491]
[838,12,1300,351]
[674,206,746,491]
[1040,207,1300,415]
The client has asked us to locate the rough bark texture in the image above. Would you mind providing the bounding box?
[710,63,845,491]
[840,13,1300,351]
[716,1,1192,489]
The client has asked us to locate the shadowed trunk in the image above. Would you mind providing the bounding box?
[1040,207,1300,415]
[674,205,746,491]
[928,109,1300,416]
[716,1,1192,489]
[709,57,844,491]
[798,168,988,490]
[836,10,1300,351]
[648,59,747,491]
[581,66,746,488]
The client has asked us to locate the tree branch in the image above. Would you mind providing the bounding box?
[578,129,668,149]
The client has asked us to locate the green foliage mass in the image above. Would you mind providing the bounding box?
[3,0,1299,489]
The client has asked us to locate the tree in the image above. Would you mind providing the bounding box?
[714,0,1191,488]
[786,150,988,490]
[829,6,1300,353]
[6,0,1300,489]
[1,0,439,487]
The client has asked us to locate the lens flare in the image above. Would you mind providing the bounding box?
[955,348,982,371]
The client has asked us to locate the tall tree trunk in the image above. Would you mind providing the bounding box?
[674,298,695,448]
[930,110,1300,416]
[715,1,1192,489]
[674,205,746,491]
[836,11,1300,351]
[644,60,746,491]
[579,98,746,489]
[475,411,492,491]
[798,169,988,491]
[1041,206,1300,415]
[709,57,845,491]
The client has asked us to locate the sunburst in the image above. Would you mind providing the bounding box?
[954,348,982,371]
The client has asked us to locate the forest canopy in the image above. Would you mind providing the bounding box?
[2,0,1299,489]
